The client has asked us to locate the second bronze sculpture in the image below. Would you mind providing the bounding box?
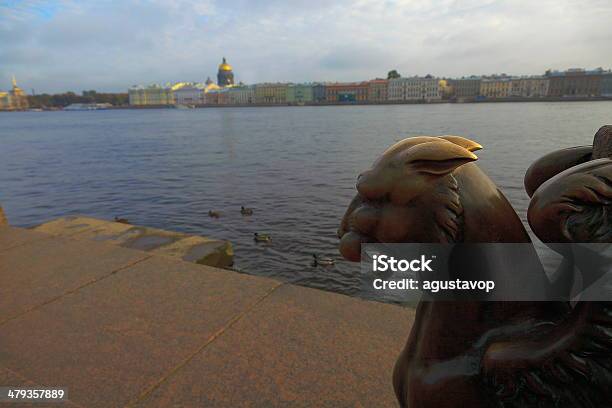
[338,129,612,407]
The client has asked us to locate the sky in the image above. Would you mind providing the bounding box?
[1,0,611,93]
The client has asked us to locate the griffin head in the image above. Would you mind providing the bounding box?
[338,135,482,261]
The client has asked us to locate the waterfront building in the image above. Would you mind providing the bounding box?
[0,91,9,110]
[601,72,612,97]
[387,78,405,101]
[0,76,29,110]
[0,89,8,109]
[325,82,368,103]
[286,84,314,104]
[387,77,442,101]
[204,88,232,104]
[205,89,220,104]
[129,84,174,105]
[480,77,512,99]
[517,76,550,97]
[254,83,288,104]
[217,88,231,104]
[438,79,453,100]
[172,82,205,105]
[408,77,442,101]
[449,77,481,100]
[204,77,220,91]
[130,81,216,106]
[546,68,603,97]
[312,83,327,103]
[217,57,235,87]
[367,79,388,102]
[509,79,522,97]
[227,85,255,104]
[203,78,221,101]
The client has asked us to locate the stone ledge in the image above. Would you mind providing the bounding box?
[32,216,233,268]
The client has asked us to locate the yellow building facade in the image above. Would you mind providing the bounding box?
[128,84,175,106]
[480,78,512,98]
[0,92,9,110]
[129,79,222,106]
[0,76,29,110]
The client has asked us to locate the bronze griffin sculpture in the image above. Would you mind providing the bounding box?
[338,126,612,407]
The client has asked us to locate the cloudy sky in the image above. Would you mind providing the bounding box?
[1,0,611,93]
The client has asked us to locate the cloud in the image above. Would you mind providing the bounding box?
[1,0,611,93]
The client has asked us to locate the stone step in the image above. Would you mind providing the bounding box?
[32,216,233,268]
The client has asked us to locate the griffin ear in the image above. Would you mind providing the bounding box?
[406,141,478,175]
[439,135,483,152]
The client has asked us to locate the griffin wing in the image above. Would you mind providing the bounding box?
[482,158,612,407]
[482,302,612,407]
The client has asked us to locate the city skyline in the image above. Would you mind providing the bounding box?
[126,67,611,107]
[2,0,612,93]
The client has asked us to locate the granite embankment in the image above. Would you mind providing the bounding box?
[0,210,414,407]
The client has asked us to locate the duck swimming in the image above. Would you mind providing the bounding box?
[312,254,335,266]
[208,210,221,218]
[241,206,254,216]
[253,232,271,242]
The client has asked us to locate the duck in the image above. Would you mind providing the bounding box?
[241,206,254,216]
[253,232,271,243]
[114,216,130,224]
[208,210,221,218]
[312,254,335,266]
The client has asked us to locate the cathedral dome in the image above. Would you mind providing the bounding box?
[218,57,233,72]
[216,57,235,87]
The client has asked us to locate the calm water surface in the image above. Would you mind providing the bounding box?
[1,102,610,298]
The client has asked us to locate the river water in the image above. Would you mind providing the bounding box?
[1,102,610,298]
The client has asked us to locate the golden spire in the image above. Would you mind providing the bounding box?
[10,75,25,96]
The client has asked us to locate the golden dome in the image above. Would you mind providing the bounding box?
[205,82,220,92]
[218,57,232,72]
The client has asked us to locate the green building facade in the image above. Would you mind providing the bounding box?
[286,84,314,104]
